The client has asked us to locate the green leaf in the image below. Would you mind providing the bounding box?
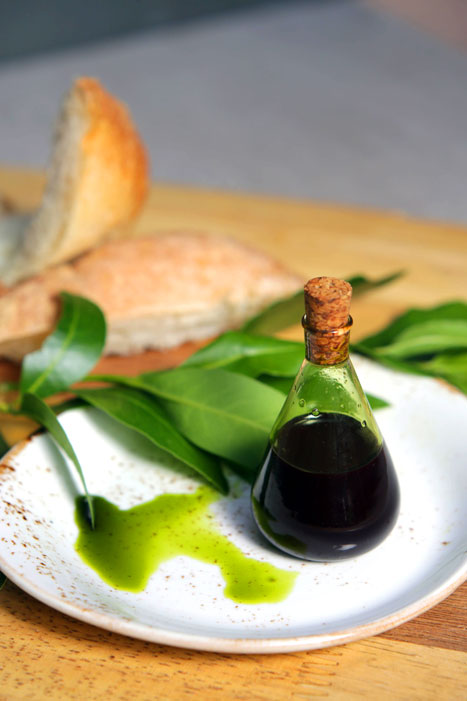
[373,320,467,359]
[365,393,390,410]
[0,571,6,591]
[353,302,467,352]
[352,301,467,393]
[418,351,467,394]
[183,331,303,377]
[133,368,285,470]
[75,386,228,494]
[346,270,404,297]
[52,397,88,415]
[242,271,403,335]
[20,292,106,399]
[241,289,303,335]
[19,393,95,528]
[82,373,140,388]
[258,375,295,394]
[0,381,18,392]
[0,430,9,458]
[222,459,257,485]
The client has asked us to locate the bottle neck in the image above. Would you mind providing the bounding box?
[302,315,352,365]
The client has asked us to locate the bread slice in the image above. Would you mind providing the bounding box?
[0,77,148,286]
[0,232,301,361]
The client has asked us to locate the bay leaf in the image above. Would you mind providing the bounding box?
[257,375,295,394]
[365,393,390,410]
[183,331,303,377]
[20,292,106,399]
[134,368,285,469]
[346,271,404,297]
[374,320,467,359]
[75,386,228,493]
[0,430,9,458]
[20,393,95,528]
[418,351,467,394]
[241,290,303,335]
[353,302,467,352]
[352,301,467,394]
[242,271,403,335]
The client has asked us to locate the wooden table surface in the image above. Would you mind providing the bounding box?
[0,167,466,700]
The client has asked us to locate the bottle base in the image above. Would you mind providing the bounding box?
[251,415,400,562]
[251,492,400,562]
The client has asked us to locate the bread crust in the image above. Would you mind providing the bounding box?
[1,78,148,285]
[62,77,149,258]
[0,233,301,361]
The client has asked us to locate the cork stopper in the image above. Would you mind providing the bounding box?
[303,277,353,365]
[304,277,352,330]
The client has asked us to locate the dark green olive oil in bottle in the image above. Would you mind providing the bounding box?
[251,277,400,561]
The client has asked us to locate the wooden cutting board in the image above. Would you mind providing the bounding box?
[0,167,466,700]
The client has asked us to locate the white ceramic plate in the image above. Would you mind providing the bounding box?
[0,357,466,654]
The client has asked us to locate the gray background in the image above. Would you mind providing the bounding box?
[1,0,466,223]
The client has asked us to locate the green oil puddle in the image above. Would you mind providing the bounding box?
[75,487,297,604]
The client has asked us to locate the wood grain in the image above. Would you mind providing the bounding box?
[0,581,465,701]
[381,581,467,652]
[0,166,466,699]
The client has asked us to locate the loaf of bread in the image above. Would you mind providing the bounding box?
[0,232,302,361]
[0,79,302,361]
[0,77,148,286]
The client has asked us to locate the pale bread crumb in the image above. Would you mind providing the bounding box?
[0,232,302,361]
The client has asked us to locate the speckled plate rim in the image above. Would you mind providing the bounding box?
[1,533,466,654]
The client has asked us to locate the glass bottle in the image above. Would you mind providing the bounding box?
[251,277,400,561]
